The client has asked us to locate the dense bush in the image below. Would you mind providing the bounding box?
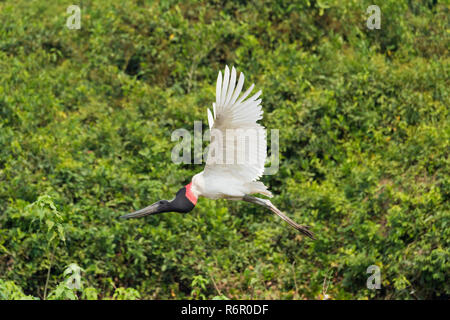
[0,0,448,299]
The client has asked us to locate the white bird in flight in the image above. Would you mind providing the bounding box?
[121,66,315,239]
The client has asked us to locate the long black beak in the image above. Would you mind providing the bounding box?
[120,202,161,219]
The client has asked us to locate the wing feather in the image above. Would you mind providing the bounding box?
[204,66,267,183]
[207,108,214,130]
[229,71,244,106]
[224,66,236,106]
[219,66,230,109]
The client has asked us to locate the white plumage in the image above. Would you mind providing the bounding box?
[190,66,272,200]
[122,66,315,239]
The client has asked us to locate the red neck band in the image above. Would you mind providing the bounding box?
[185,182,197,205]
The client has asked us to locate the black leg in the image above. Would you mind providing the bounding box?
[243,195,315,240]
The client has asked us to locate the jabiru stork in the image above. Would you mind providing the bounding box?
[121,66,315,239]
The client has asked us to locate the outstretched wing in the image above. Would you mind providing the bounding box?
[204,66,266,182]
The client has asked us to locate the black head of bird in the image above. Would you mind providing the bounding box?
[120,183,197,219]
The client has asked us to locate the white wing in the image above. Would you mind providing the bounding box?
[204,66,266,182]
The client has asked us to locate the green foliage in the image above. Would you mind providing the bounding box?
[191,275,209,299]
[0,0,448,299]
[47,282,78,300]
[28,195,66,246]
[110,287,141,300]
[0,279,38,300]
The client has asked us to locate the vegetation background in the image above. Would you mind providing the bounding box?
[0,0,448,300]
